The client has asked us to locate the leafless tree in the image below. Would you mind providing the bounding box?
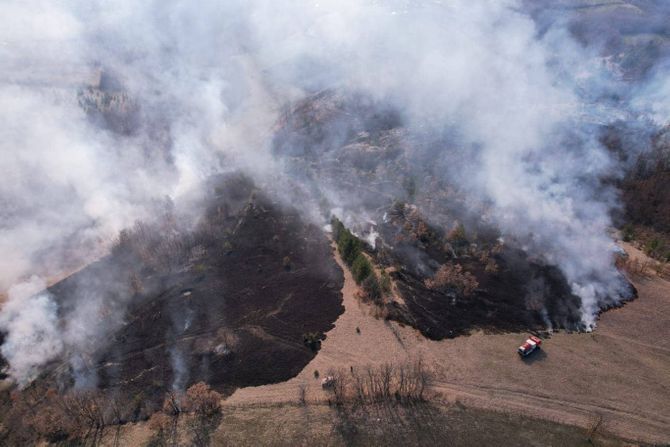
[329,360,432,405]
[297,383,307,406]
[380,363,393,400]
[148,412,174,447]
[586,413,603,444]
[162,390,183,416]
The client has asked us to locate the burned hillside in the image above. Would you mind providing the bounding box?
[374,205,590,339]
[18,174,343,410]
[275,91,634,338]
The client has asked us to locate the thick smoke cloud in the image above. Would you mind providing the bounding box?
[632,60,670,125]
[0,276,63,386]
[0,0,668,385]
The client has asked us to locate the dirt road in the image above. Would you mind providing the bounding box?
[227,243,670,444]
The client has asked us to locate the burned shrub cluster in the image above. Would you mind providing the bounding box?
[0,379,223,446]
[274,91,616,337]
[303,332,325,351]
[148,382,223,447]
[425,263,479,298]
[111,206,222,277]
[3,173,344,443]
[0,383,144,445]
[388,201,440,247]
[375,200,594,338]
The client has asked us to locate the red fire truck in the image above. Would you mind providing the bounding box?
[518,335,542,357]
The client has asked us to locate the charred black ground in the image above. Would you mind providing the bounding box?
[35,174,343,411]
[274,90,634,339]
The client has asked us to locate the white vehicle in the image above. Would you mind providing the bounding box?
[321,376,336,389]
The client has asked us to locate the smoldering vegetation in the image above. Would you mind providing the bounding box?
[0,378,224,446]
[0,173,343,443]
[0,2,669,444]
[280,91,634,338]
[526,0,670,81]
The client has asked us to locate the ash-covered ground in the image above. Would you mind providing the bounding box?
[273,90,636,339]
[32,174,343,411]
[0,2,669,445]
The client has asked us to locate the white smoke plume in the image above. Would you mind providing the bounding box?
[0,276,63,386]
[632,60,670,125]
[0,0,668,384]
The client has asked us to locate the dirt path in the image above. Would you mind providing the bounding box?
[226,242,670,444]
[227,243,416,404]
[416,269,670,444]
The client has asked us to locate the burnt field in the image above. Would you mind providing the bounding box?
[30,174,344,408]
[275,90,635,339]
[386,255,583,340]
[360,206,623,340]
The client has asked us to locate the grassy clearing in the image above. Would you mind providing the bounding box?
[210,401,631,447]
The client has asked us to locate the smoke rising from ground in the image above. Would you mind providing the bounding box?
[0,276,63,386]
[0,0,668,384]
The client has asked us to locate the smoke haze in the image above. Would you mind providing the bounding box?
[0,0,668,385]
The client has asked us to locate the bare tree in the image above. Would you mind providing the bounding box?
[162,390,184,416]
[148,412,174,447]
[297,383,307,406]
[326,369,349,406]
[380,363,393,400]
[324,360,432,405]
[586,414,603,444]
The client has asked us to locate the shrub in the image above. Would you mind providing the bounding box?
[332,217,388,303]
[415,221,432,243]
[617,256,652,278]
[185,382,222,417]
[130,272,143,294]
[404,177,417,200]
[362,275,382,302]
[351,254,373,284]
[380,271,392,296]
[332,217,364,266]
[148,412,173,445]
[297,384,307,405]
[389,200,406,219]
[621,224,635,242]
[162,391,183,416]
[645,237,668,260]
[303,332,324,351]
[446,222,467,244]
[484,258,499,273]
[338,232,361,266]
[425,263,478,297]
[331,217,346,240]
